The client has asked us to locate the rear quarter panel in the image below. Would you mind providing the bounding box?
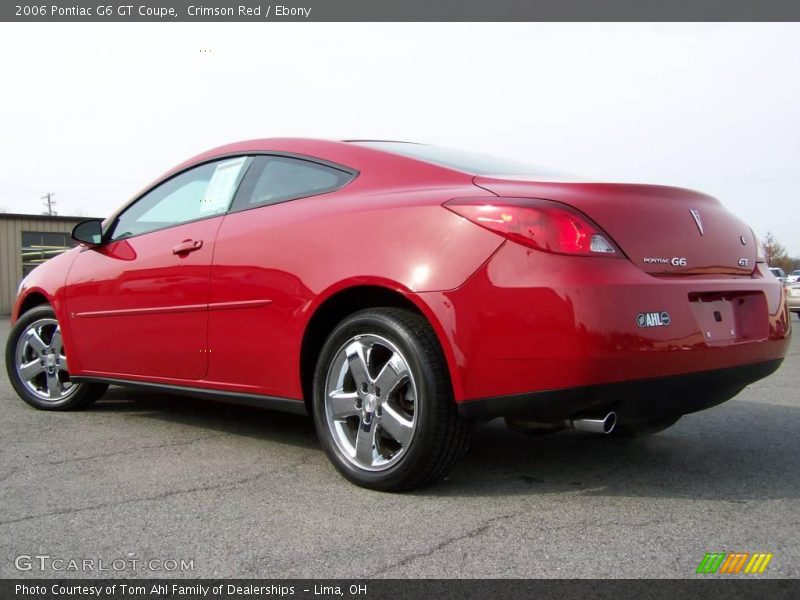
[205,183,503,398]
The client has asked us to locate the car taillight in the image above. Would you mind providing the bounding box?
[444,197,622,257]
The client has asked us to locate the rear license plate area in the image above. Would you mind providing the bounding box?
[688,291,769,345]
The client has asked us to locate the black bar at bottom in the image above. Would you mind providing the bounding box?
[2,579,798,600]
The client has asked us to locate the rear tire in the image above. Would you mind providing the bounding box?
[312,308,472,491]
[5,305,108,411]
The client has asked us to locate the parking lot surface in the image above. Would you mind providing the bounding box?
[1,317,798,578]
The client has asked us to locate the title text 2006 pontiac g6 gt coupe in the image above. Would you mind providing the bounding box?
[5,139,790,490]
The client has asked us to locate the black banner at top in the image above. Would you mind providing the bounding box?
[3,0,800,22]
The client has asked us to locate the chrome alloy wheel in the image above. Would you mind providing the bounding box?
[324,334,418,471]
[14,318,77,404]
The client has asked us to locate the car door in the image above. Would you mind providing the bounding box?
[66,156,251,381]
[206,155,356,397]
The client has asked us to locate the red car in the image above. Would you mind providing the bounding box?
[5,139,791,490]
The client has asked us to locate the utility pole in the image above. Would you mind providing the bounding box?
[41,192,56,216]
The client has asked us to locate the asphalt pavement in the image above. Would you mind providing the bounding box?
[1,316,798,578]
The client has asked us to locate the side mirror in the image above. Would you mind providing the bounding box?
[71,219,104,246]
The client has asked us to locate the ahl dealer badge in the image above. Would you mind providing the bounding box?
[637,312,671,328]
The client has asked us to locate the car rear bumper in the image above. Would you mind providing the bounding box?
[456,358,783,422]
[418,242,791,411]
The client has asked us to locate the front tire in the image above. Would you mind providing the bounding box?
[312,308,472,491]
[5,305,107,411]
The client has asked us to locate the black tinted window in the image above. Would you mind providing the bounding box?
[231,156,353,211]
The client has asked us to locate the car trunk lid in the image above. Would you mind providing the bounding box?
[472,176,757,276]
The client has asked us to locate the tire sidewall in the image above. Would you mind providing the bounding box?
[5,305,84,410]
[312,310,447,490]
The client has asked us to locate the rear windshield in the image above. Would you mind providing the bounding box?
[352,140,573,179]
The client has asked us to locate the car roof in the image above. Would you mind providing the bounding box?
[171,138,476,175]
[175,138,572,181]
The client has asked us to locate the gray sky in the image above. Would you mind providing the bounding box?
[1,23,798,254]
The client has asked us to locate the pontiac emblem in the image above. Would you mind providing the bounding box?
[690,209,704,236]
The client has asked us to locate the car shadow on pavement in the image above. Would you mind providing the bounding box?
[92,386,319,450]
[422,398,800,501]
[90,385,800,502]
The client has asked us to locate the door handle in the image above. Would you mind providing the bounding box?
[172,239,203,255]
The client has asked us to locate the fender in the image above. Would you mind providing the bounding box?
[302,276,466,402]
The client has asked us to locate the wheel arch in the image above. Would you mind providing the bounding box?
[299,283,462,414]
[13,289,52,323]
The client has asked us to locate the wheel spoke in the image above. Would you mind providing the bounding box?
[19,360,44,382]
[355,419,377,465]
[373,352,409,398]
[26,329,48,354]
[345,340,372,388]
[46,372,63,399]
[49,327,63,354]
[15,318,78,403]
[328,390,359,419]
[325,333,418,472]
[379,405,414,446]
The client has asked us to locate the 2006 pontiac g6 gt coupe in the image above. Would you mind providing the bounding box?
[5,139,791,490]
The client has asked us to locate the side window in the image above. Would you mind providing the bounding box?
[109,157,250,240]
[231,156,354,211]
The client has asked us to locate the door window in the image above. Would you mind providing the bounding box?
[109,157,250,241]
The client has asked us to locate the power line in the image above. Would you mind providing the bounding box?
[41,192,57,216]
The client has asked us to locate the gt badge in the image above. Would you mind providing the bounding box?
[637,312,671,328]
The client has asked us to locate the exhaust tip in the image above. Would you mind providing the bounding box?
[602,411,617,434]
[567,411,617,434]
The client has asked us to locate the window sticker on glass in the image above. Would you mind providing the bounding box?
[200,157,248,214]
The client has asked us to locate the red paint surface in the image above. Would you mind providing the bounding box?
[12,139,790,407]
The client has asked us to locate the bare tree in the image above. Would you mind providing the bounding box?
[762,231,793,272]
